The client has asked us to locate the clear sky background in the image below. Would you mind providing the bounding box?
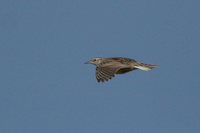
[0,0,200,133]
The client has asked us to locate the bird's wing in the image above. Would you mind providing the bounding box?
[96,66,117,82]
[96,62,128,82]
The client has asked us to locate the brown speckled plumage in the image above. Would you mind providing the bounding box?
[85,57,157,82]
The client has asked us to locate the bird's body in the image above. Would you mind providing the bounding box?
[85,57,157,82]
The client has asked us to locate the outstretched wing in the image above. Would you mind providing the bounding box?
[96,66,117,82]
[96,62,131,82]
[95,58,137,82]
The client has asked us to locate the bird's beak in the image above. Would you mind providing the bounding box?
[84,60,91,64]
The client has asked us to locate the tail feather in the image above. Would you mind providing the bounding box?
[134,63,157,71]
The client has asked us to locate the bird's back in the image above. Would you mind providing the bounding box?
[100,57,137,65]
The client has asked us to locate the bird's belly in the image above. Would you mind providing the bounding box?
[116,68,136,74]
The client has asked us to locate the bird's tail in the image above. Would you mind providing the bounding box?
[134,63,158,71]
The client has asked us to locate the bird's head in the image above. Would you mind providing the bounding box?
[85,57,102,65]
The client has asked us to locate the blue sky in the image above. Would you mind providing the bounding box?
[0,0,200,133]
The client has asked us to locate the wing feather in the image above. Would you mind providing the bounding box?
[96,66,119,82]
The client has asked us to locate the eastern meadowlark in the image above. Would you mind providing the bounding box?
[85,57,157,82]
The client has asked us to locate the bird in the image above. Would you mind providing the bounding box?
[85,57,157,82]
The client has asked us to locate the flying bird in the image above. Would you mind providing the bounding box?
[85,57,157,82]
